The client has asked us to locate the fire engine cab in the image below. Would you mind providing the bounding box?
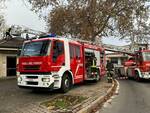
[17,35,106,92]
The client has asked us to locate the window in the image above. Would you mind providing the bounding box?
[143,52,150,61]
[53,40,64,62]
[75,46,81,58]
[21,40,50,56]
[111,58,118,64]
[69,44,81,59]
[69,44,74,59]
[100,51,105,63]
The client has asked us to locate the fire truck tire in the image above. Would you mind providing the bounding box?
[60,74,72,93]
[126,69,132,80]
[126,71,131,79]
[95,70,100,82]
[135,71,141,82]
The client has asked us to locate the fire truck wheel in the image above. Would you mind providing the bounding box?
[95,74,100,82]
[126,71,131,79]
[60,74,72,93]
[94,70,100,82]
[135,71,141,82]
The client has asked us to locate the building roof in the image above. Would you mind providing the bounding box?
[0,37,25,49]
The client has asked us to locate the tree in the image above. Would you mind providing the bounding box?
[0,0,6,38]
[0,15,6,38]
[27,0,150,42]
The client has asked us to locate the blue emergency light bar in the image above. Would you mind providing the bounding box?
[39,33,56,38]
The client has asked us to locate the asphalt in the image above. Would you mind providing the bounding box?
[0,78,59,113]
[98,80,150,113]
[0,77,111,113]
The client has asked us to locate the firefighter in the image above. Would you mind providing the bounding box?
[5,28,12,39]
[106,60,114,83]
[26,33,29,40]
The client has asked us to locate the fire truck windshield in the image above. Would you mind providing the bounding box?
[143,52,150,61]
[21,40,51,56]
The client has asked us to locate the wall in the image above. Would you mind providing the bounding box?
[0,54,7,77]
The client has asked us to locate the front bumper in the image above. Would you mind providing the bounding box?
[17,74,54,88]
[18,83,54,90]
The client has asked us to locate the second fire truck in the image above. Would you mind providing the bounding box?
[125,49,150,81]
[117,48,150,81]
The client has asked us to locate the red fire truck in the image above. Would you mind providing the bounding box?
[126,49,150,81]
[122,49,150,81]
[17,35,106,92]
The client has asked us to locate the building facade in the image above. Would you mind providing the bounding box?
[106,53,128,66]
[0,38,24,77]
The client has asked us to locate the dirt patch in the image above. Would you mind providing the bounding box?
[41,95,87,112]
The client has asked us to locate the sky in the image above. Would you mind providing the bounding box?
[4,0,46,32]
[3,0,128,46]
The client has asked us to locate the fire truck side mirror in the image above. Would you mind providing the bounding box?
[17,46,21,56]
[17,51,21,56]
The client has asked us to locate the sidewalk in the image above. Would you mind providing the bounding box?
[0,76,16,81]
[40,78,117,113]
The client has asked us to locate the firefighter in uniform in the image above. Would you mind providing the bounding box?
[5,28,12,39]
[106,60,114,83]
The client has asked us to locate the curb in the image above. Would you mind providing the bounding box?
[0,76,16,81]
[75,79,118,113]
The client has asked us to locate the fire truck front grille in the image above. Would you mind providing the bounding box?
[24,65,40,70]
[27,81,38,85]
[26,76,38,79]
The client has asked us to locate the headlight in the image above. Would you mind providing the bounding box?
[42,78,50,82]
[18,77,22,82]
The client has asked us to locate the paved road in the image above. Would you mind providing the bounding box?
[99,80,150,113]
[0,78,111,113]
[0,78,61,113]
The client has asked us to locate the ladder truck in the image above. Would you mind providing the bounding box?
[105,44,150,81]
[17,34,106,92]
[110,47,150,81]
[125,48,150,81]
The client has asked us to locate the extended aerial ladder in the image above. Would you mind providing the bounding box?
[5,25,45,39]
